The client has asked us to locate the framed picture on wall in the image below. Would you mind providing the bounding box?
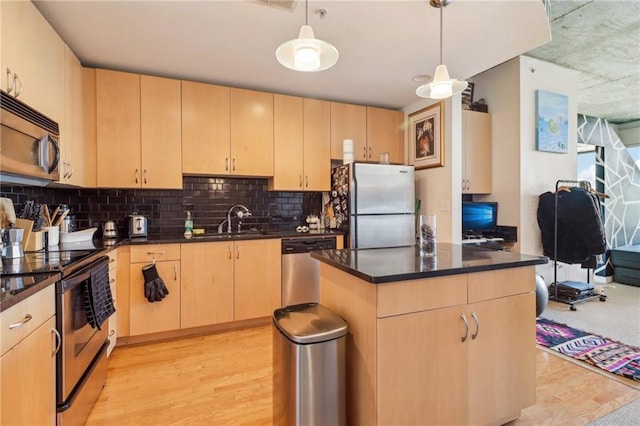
[408,101,444,169]
[535,90,569,153]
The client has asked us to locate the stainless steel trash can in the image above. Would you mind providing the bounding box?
[273,303,347,426]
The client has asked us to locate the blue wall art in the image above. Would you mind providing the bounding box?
[535,90,569,153]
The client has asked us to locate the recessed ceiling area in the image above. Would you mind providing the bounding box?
[32,0,638,124]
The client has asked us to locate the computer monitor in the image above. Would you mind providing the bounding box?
[462,201,498,235]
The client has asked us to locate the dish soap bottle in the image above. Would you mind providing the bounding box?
[184,211,193,239]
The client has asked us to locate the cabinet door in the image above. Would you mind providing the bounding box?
[96,69,141,188]
[180,242,234,328]
[181,81,230,175]
[377,306,469,426]
[303,98,331,191]
[234,239,281,321]
[141,75,182,189]
[0,0,64,122]
[467,293,536,425]
[129,260,181,336]
[366,107,404,164]
[272,94,304,190]
[330,102,367,160]
[1,316,57,426]
[230,88,274,176]
[462,111,492,194]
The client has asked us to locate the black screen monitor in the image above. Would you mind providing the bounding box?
[462,201,498,234]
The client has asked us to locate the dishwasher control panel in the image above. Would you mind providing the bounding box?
[281,237,337,254]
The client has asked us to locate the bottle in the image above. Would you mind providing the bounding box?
[184,211,193,239]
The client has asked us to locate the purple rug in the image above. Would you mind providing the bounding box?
[536,317,640,382]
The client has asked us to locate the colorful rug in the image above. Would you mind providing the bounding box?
[536,317,640,383]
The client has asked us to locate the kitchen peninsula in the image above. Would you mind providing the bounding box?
[312,244,547,426]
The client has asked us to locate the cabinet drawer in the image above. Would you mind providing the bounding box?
[376,274,467,318]
[468,267,535,303]
[1,285,55,356]
[130,244,180,263]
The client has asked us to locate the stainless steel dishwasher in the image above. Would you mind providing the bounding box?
[281,236,337,306]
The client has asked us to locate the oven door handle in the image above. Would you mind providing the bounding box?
[61,256,109,292]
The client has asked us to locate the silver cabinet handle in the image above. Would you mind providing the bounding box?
[232,158,236,172]
[362,146,367,159]
[228,245,232,260]
[110,258,116,263]
[368,146,372,159]
[6,68,14,94]
[471,311,479,340]
[9,314,32,329]
[225,158,229,171]
[135,168,139,184]
[236,245,240,259]
[305,175,308,188]
[68,162,74,179]
[109,330,116,338]
[174,265,177,280]
[110,278,116,284]
[462,180,466,191]
[143,169,148,184]
[14,73,22,97]
[299,175,303,188]
[52,328,61,356]
[461,313,469,342]
[466,179,470,191]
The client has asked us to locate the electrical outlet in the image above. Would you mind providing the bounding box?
[529,198,538,210]
[439,199,450,212]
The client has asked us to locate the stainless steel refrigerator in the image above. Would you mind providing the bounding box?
[329,162,415,249]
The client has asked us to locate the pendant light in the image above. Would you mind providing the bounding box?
[416,0,468,99]
[276,0,339,72]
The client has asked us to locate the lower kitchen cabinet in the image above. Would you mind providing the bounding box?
[180,242,234,328]
[129,245,181,336]
[1,287,57,425]
[234,239,281,320]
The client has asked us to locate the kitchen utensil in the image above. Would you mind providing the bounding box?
[51,206,60,224]
[43,204,52,227]
[128,214,148,238]
[54,209,69,227]
[103,221,118,239]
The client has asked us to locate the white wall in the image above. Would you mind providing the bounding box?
[617,120,640,146]
[403,96,462,243]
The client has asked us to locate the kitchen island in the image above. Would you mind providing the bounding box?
[311,243,547,426]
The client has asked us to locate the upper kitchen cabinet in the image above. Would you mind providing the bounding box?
[462,110,492,194]
[1,0,64,123]
[181,81,230,175]
[59,47,96,187]
[330,102,366,160]
[96,70,182,188]
[366,107,404,164]
[230,88,274,176]
[270,95,330,191]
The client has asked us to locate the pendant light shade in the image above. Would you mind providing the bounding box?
[276,1,338,72]
[416,0,467,99]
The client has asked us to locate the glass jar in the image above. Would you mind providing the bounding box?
[418,214,437,257]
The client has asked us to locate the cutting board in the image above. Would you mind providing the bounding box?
[15,218,34,250]
[0,198,17,227]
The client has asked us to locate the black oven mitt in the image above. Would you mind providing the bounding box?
[142,263,169,303]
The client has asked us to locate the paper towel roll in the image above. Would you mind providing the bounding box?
[343,139,354,164]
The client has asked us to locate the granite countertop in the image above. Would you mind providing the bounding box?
[1,272,60,312]
[310,243,548,284]
[126,229,342,245]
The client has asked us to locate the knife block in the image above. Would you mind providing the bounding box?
[25,230,44,251]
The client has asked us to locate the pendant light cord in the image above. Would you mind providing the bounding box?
[305,0,308,25]
[439,5,443,64]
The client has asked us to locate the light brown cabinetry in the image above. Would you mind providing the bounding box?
[60,46,96,187]
[270,95,331,191]
[462,110,492,194]
[230,88,274,176]
[1,286,57,425]
[181,81,230,175]
[180,242,234,328]
[96,70,182,188]
[0,0,65,123]
[128,244,181,336]
[330,103,404,164]
[330,102,367,160]
[320,265,536,426]
[366,106,404,164]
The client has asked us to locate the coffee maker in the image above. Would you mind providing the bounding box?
[1,228,25,259]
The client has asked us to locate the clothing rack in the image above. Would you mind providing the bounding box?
[550,179,606,311]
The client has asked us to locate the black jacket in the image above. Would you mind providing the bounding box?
[537,187,606,265]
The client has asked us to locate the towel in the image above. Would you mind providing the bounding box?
[84,260,116,330]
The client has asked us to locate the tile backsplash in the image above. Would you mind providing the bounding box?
[1,177,322,236]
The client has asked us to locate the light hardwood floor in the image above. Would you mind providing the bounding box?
[87,325,640,425]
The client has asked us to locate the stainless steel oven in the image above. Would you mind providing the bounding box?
[56,256,110,425]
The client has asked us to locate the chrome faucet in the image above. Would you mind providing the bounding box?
[222,204,251,233]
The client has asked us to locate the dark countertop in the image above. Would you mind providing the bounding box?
[310,243,548,284]
[1,229,343,312]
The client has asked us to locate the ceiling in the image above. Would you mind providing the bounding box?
[33,1,638,124]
